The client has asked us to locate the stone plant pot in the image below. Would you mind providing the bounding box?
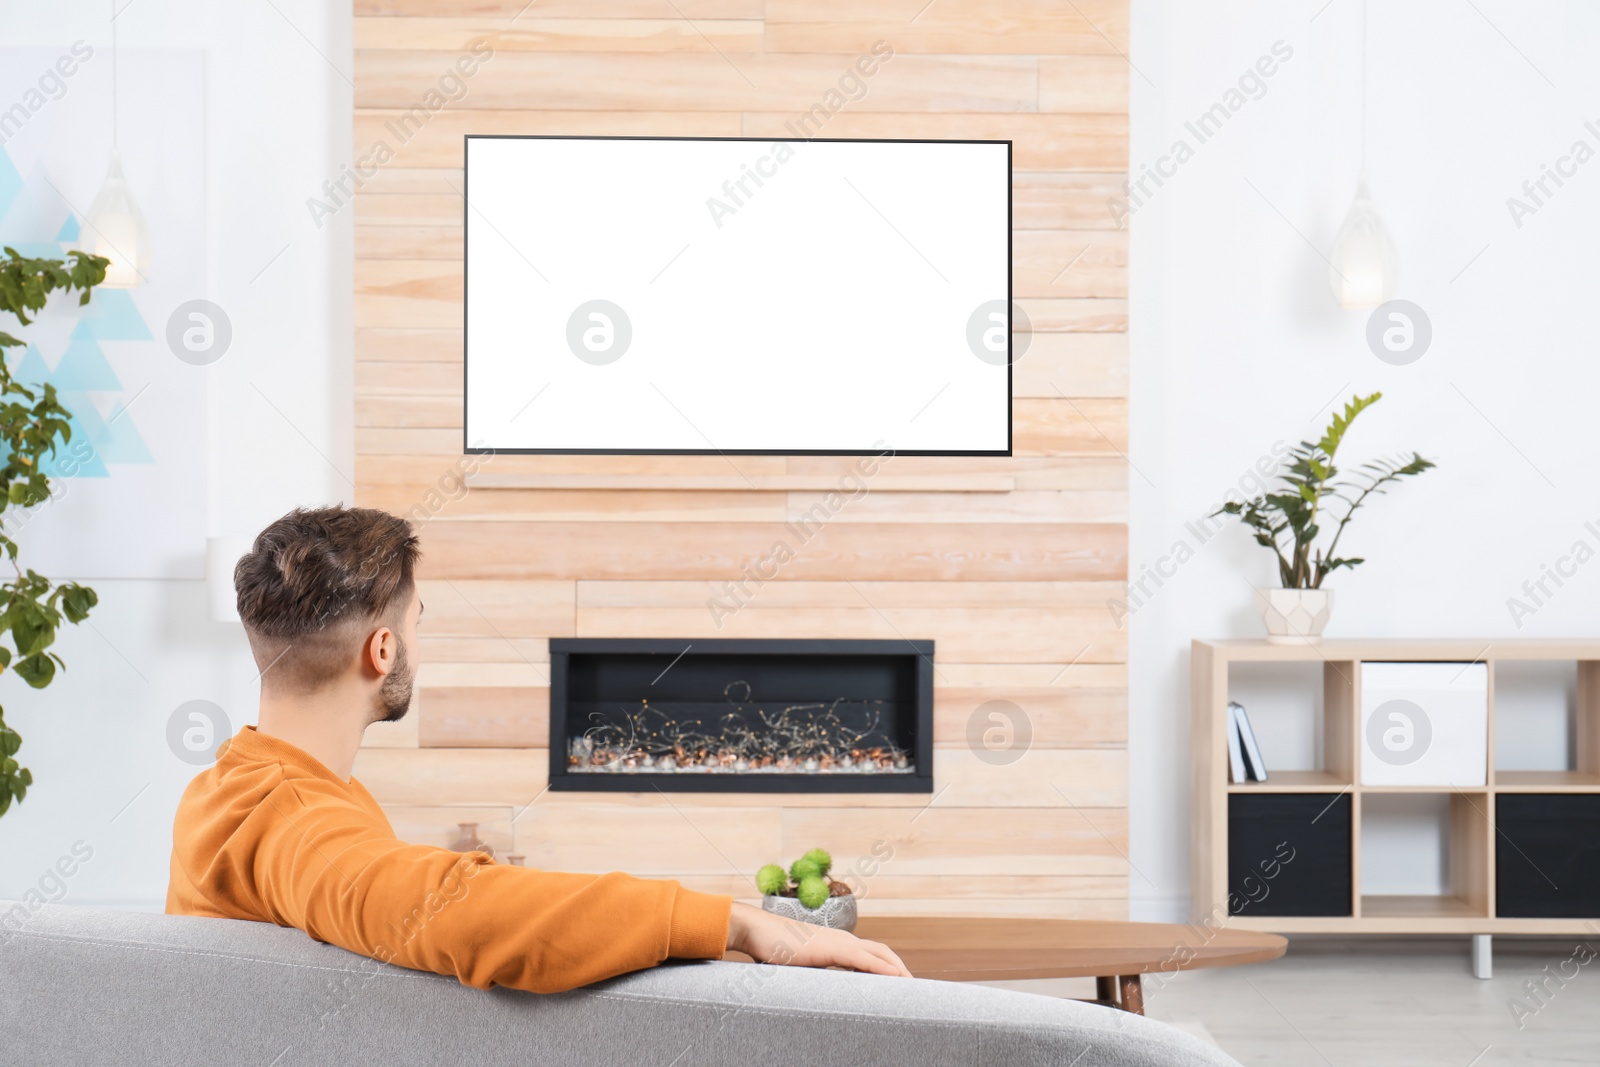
[760,891,858,932]
[1257,588,1332,645]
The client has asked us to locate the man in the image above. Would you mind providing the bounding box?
[168,506,909,993]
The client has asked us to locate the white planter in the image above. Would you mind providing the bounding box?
[760,892,858,932]
[1257,588,1332,645]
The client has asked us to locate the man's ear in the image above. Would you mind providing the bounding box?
[364,625,396,678]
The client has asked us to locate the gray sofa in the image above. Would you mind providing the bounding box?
[0,903,1239,1066]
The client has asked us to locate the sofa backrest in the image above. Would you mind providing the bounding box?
[0,902,1236,1066]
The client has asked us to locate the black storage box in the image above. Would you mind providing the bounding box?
[1496,794,1600,918]
[1228,793,1352,917]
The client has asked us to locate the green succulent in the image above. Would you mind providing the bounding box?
[1213,392,1435,589]
[801,847,832,877]
[796,874,830,910]
[758,847,843,902]
[755,864,787,896]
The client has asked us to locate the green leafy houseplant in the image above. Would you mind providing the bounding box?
[1215,392,1435,589]
[756,848,849,910]
[0,247,108,817]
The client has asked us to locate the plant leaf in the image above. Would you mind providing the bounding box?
[13,653,55,688]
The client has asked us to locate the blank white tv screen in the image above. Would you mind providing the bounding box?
[463,135,1012,455]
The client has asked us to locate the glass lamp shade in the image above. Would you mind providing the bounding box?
[1327,178,1398,309]
[83,149,152,288]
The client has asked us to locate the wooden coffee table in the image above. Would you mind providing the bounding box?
[852,917,1287,1014]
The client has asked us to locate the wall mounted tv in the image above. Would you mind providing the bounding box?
[463,135,1012,456]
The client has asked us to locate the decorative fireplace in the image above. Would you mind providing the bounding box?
[548,638,934,793]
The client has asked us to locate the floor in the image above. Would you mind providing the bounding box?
[987,938,1600,1065]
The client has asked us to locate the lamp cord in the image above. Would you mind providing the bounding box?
[111,0,119,149]
[1356,0,1369,175]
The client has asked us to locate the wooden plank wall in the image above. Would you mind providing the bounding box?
[351,0,1130,919]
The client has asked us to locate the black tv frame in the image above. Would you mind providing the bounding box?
[462,134,1013,457]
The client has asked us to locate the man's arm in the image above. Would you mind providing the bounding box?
[248,780,909,991]
[250,780,729,993]
[728,902,911,977]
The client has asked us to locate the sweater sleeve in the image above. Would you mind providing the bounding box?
[246,780,732,993]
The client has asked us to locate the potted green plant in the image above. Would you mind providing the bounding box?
[755,847,857,931]
[0,247,107,816]
[1215,392,1434,644]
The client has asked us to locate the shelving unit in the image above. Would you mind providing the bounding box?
[1192,639,1600,936]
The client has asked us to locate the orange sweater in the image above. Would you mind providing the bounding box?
[167,726,732,993]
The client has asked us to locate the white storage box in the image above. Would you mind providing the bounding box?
[1360,662,1488,786]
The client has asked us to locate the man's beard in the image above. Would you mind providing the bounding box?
[375,636,415,723]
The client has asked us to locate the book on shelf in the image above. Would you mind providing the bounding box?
[1228,701,1269,782]
[1226,702,1246,782]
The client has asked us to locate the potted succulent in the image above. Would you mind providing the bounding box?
[755,848,857,931]
[1215,392,1434,644]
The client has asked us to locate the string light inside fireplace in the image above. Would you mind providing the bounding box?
[569,679,913,775]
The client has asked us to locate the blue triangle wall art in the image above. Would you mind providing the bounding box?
[1,145,156,482]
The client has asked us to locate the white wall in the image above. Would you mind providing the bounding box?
[1129,0,1600,918]
[0,1,350,907]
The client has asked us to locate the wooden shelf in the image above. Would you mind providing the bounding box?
[1195,638,1600,662]
[1226,771,1349,793]
[1495,770,1600,791]
[1224,913,1600,936]
[1192,639,1600,936]
[1361,894,1486,920]
[1358,784,1489,795]
[466,472,1018,492]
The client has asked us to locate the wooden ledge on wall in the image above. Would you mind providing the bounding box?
[464,472,1018,492]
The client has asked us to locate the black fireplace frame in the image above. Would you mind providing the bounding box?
[548,638,935,793]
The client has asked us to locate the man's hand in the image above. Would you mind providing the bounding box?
[726,901,911,977]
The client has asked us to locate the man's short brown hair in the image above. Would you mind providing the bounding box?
[235,506,420,693]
